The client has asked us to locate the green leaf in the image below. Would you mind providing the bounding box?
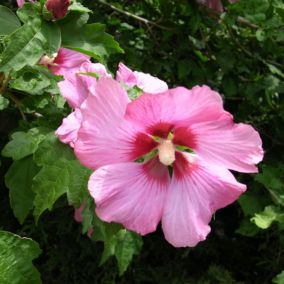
[61,16,123,59]
[100,229,142,275]
[32,133,90,220]
[16,2,41,23]
[5,156,39,224]
[251,205,284,229]
[66,160,92,207]
[273,270,284,284]
[33,132,75,166]
[238,188,268,216]
[32,158,69,222]
[236,219,261,237]
[0,19,45,72]
[0,5,21,35]
[10,65,60,96]
[0,231,41,284]
[68,2,92,13]
[255,165,284,206]
[41,21,61,56]
[2,128,48,160]
[114,230,143,275]
[0,96,9,110]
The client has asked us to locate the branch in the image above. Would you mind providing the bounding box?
[97,0,173,31]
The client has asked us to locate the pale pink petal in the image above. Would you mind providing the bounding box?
[205,0,224,12]
[125,85,227,132]
[89,158,170,235]
[58,76,86,108]
[57,62,110,108]
[189,118,264,173]
[134,71,168,94]
[162,152,246,247]
[116,62,137,88]
[55,109,82,147]
[74,77,157,169]
[116,62,168,94]
[78,62,111,91]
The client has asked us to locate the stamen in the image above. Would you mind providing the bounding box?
[158,139,175,166]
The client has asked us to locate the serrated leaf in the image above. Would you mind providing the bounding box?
[32,133,90,220]
[10,65,60,96]
[2,128,48,160]
[5,156,39,224]
[0,5,21,35]
[0,19,46,72]
[114,230,143,275]
[32,158,70,221]
[98,227,142,275]
[0,231,41,284]
[66,160,92,207]
[61,20,123,59]
[34,132,75,166]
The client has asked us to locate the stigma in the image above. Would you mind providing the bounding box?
[158,139,175,166]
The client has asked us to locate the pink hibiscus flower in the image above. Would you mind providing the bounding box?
[55,62,167,147]
[74,77,263,247]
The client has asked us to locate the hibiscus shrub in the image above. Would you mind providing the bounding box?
[0,0,284,283]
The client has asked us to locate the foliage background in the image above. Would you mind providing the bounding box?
[0,0,284,283]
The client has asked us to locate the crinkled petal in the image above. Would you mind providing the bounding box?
[134,71,168,94]
[190,118,264,173]
[89,158,170,235]
[116,62,168,94]
[126,85,226,132]
[116,62,137,88]
[162,152,246,247]
[74,77,155,169]
[57,62,109,108]
[55,108,82,147]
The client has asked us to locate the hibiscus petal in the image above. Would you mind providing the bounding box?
[53,48,90,69]
[116,62,168,94]
[190,118,264,173]
[162,152,246,247]
[55,108,82,147]
[89,158,170,235]
[126,85,226,131]
[116,62,137,88]
[74,77,155,169]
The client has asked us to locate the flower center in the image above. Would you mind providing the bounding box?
[39,53,58,66]
[157,139,175,166]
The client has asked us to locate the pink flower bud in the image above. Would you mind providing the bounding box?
[45,0,70,20]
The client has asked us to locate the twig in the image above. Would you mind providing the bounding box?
[9,93,27,121]
[97,0,172,31]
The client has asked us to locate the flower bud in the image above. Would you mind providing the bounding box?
[45,0,70,20]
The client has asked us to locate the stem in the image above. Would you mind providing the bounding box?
[8,93,27,121]
[97,0,173,31]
